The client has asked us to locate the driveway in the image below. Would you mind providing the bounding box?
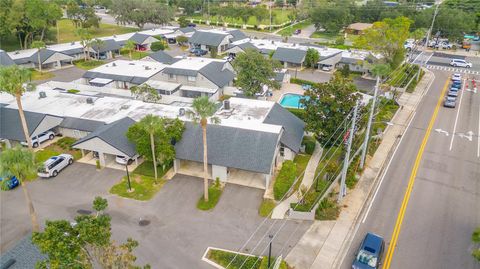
[1,165,311,268]
[33,66,86,85]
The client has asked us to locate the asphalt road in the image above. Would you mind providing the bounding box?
[340,70,480,269]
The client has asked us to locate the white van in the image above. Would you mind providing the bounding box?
[450,59,472,68]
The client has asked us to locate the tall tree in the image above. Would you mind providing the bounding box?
[130,84,162,103]
[302,73,359,145]
[304,48,319,69]
[310,3,353,33]
[32,197,150,268]
[124,40,136,60]
[232,49,281,97]
[354,16,412,68]
[186,97,219,202]
[0,147,40,232]
[0,66,36,149]
[110,0,173,29]
[91,38,106,60]
[76,28,93,61]
[31,40,46,73]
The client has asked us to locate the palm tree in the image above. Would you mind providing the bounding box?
[31,41,46,73]
[137,115,163,183]
[0,66,36,149]
[0,146,40,231]
[186,96,220,202]
[124,40,136,60]
[75,28,93,61]
[91,39,106,60]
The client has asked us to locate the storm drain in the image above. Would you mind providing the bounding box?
[77,209,92,215]
[139,219,151,226]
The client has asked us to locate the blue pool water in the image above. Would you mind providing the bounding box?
[279,93,310,109]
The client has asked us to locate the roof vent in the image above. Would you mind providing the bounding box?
[223,99,230,110]
[145,66,151,70]
[112,62,116,67]
[71,41,75,45]
[182,55,187,59]
[86,97,94,104]
[178,108,186,116]
[271,40,274,44]
[129,63,135,65]
[14,51,19,55]
[120,104,130,110]
[39,91,47,98]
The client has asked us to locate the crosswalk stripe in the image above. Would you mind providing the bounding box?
[425,64,479,75]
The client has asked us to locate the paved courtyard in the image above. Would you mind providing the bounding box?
[0,163,311,269]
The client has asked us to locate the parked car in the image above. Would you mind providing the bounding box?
[447,90,459,97]
[115,155,137,165]
[451,81,462,89]
[37,154,74,178]
[187,23,196,27]
[444,96,456,108]
[0,175,19,190]
[450,59,472,68]
[451,73,462,82]
[20,130,55,148]
[191,48,207,56]
[294,29,301,35]
[352,232,385,269]
[440,42,453,49]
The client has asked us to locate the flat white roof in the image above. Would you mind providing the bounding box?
[145,80,181,91]
[89,60,166,78]
[139,28,175,37]
[101,32,135,42]
[89,78,113,84]
[170,57,226,71]
[180,85,218,94]
[47,41,83,53]
[7,48,37,60]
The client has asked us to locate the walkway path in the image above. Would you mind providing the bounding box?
[285,69,435,269]
[271,141,323,219]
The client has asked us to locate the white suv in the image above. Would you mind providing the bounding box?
[38,154,73,178]
[450,59,472,68]
[21,130,55,148]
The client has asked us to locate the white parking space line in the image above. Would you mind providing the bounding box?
[449,78,466,151]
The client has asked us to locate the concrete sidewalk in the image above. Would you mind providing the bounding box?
[285,69,434,269]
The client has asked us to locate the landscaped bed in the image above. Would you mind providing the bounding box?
[30,70,55,81]
[120,49,150,60]
[35,137,82,163]
[205,248,290,269]
[197,179,223,211]
[73,59,105,70]
[273,160,297,201]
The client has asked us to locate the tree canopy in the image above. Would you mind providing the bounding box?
[304,48,320,69]
[110,0,174,29]
[232,49,281,97]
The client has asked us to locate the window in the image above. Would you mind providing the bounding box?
[187,76,196,82]
[168,74,175,80]
[280,146,285,157]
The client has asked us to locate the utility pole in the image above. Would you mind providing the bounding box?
[416,1,440,81]
[360,75,380,169]
[269,2,272,32]
[338,100,359,202]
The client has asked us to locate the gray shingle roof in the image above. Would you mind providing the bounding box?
[0,107,46,141]
[228,42,258,52]
[318,51,342,66]
[178,27,196,34]
[129,33,152,44]
[228,30,248,42]
[162,67,198,77]
[272,47,306,64]
[263,103,305,153]
[30,49,72,64]
[189,31,229,47]
[72,117,137,157]
[0,50,15,66]
[146,50,176,64]
[60,117,105,132]
[339,57,361,65]
[175,122,279,174]
[199,62,234,88]
[60,47,84,56]
[91,39,121,53]
[0,235,45,269]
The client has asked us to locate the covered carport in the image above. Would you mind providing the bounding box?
[72,117,139,169]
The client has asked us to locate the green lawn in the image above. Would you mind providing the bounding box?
[258,199,276,217]
[30,70,55,81]
[197,184,223,210]
[110,175,166,201]
[120,49,150,60]
[189,8,293,27]
[277,20,312,36]
[310,31,340,39]
[132,161,171,178]
[73,59,105,70]
[292,154,312,192]
[207,249,290,269]
[35,137,82,163]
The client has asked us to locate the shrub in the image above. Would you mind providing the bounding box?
[56,137,77,150]
[273,161,297,200]
[176,35,188,45]
[290,78,317,87]
[287,108,306,120]
[67,89,80,94]
[315,198,340,220]
[302,136,316,154]
[96,160,101,169]
[335,36,345,45]
[150,41,167,51]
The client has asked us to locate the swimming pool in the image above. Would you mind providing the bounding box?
[279,93,310,109]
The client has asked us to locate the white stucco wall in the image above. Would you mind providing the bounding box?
[31,115,64,137]
[212,165,228,182]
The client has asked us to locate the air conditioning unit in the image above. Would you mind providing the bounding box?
[178,108,186,116]
[223,99,230,110]
[86,97,94,104]
[112,62,116,67]
[39,91,47,98]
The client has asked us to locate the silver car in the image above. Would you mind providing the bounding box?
[444,96,456,108]
[38,154,74,178]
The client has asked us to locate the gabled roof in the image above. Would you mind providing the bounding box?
[29,49,72,64]
[0,50,15,66]
[175,122,280,174]
[228,29,248,42]
[263,103,305,153]
[0,107,47,141]
[272,47,307,64]
[228,42,258,52]
[0,235,45,269]
[60,117,105,132]
[146,50,177,64]
[199,62,235,88]
[318,51,343,66]
[178,27,196,34]
[91,39,121,53]
[129,33,154,44]
[189,31,230,47]
[72,117,137,157]
[162,67,198,77]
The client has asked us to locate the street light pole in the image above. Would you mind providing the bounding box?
[360,75,380,169]
[416,2,440,81]
[338,100,359,203]
[268,234,273,268]
[125,163,132,191]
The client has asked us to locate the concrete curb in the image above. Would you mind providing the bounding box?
[331,68,436,268]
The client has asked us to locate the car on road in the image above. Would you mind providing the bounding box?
[0,176,19,190]
[38,154,74,178]
[444,96,456,108]
[450,59,472,68]
[451,73,462,82]
[447,90,459,97]
[352,232,385,269]
[20,130,55,148]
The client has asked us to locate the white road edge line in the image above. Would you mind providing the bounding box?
[477,79,480,158]
[449,78,466,151]
[362,111,417,224]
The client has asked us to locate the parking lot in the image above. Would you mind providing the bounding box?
[0,163,311,268]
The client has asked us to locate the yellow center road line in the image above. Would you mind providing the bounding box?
[383,78,450,269]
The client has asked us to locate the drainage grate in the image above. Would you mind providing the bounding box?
[139,219,150,226]
[77,209,92,215]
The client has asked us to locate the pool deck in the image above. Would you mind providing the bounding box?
[268,82,304,103]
